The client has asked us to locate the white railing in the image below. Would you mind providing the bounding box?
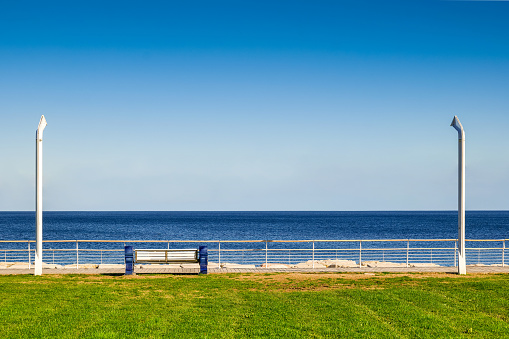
[0,239,507,269]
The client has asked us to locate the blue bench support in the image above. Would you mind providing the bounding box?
[125,245,134,275]
[199,246,208,274]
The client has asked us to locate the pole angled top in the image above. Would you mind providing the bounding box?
[450,115,464,140]
[37,115,47,140]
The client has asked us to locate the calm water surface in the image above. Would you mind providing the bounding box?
[1,211,508,241]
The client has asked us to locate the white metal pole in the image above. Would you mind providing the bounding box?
[35,115,47,276]
[451,116,466,275]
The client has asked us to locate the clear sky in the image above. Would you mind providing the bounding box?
[1,0,508,211]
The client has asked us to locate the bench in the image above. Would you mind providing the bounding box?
[124,246,208,275]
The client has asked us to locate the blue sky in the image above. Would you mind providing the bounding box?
[1,0,508,211]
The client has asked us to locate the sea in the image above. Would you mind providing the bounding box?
[1,211,508,265]
[1,211,508,241]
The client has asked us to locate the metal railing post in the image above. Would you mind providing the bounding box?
[359,241,362,268]
[265,241,268,267]
[406,240,409,268]
[76,241,79,269]
[455,241,457,267]
[218,241,221,268]
[312,241,315,269]
[503,240,506,267]
[28,241,31,269]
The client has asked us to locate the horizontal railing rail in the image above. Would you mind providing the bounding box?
[0,238,481,243]
[0,239,508,269]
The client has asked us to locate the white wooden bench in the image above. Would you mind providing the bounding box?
[124,246,208,274]
[135,249,199,263]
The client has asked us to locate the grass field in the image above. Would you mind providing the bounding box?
[1,272,508,338]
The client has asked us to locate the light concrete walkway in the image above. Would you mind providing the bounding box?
[1,265,509,275]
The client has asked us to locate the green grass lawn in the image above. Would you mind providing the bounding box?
[1,272,508,338]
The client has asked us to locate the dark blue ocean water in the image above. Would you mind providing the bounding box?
[1,211,508,241]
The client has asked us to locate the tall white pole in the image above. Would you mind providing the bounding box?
[451,116,466,275]
[35,115,47,276]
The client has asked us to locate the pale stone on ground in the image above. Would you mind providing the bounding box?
[362,261,407,268]
[292,261,327,268]
[64,264,98,269]
[5,264,31,269]
[410,263,441,267]
[0,262,65,269]
[321,260,358,268]
[220,263,257,268]
[43,263,64,269]
[0,262,18,266]
[0,262,28,269]
[261,263,291,268]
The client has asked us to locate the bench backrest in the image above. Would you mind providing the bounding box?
[135,249,199,263]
